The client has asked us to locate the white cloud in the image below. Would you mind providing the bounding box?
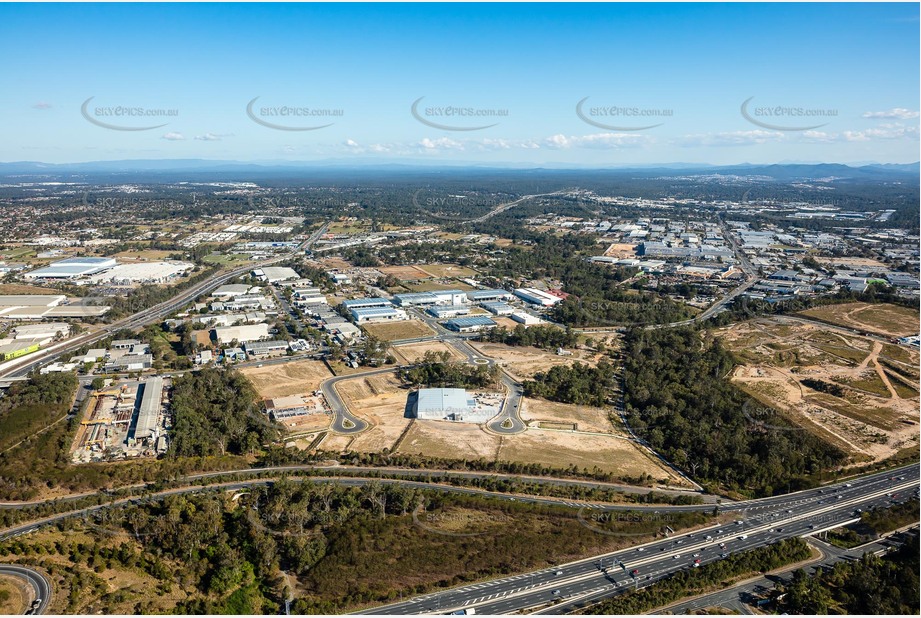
[675,130,785,147]
[843,124,919,141]
[345,139,360,148]
[161,132,185,141]
[419,137,465,151]
[194,133,224,141]
[542,133,651,150]
[32,102,52,110]
[862,108,919,120]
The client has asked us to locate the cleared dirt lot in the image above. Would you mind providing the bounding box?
[241,359,334,399]
[519,398,626,435]
[417,263,479,278]
[391,340,466,364]
[496,430,689,485]
[377,265,433,280]
[718,317,920,462]
[332,372,411,451]
[467,341,600,380]
[397,421,502,460]
[360,320,435,342]
[799,302,919,338]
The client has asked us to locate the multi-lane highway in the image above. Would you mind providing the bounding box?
[0,564,51,615]
[356,464,920,615]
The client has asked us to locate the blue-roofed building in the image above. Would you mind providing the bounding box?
[466,289,513,302]
[444,316,498,332]
[481,301,514,315]
[427,304,471,319]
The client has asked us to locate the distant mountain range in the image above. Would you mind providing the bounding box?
[0,159,917,181]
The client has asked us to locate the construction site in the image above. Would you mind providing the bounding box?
[71,377,172,463]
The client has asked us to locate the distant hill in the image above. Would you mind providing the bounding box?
[0,159,916,181]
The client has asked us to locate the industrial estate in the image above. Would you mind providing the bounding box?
[0,3,918,617]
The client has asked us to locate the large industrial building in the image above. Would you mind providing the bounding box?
[393,290,468,307]
[253,266,300,283]
[413,388,497,423]
[86,261,193,284]
[341,297,393,310]
[0,294,110,320]
[514,287,565,307]
[130,377,163,445]
[350,306,408,324]
[466,289,513,303]
[244,339,289,358]
[427,304,471,319]
[24,257,117,280]
[444,316,498,332]
[213,323,270,344]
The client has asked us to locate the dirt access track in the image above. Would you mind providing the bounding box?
[718,317,919,463]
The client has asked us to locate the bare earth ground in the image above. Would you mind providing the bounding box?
[391,340,466,364]
[718,317,920,462]
[240,359,334,399]
[815,257,889,270]
[496,430,689,485]
[397,421,502,460]
[466,341,600,381]
[0,284,60,295]
[314,256,352,270]
[406,281,476,292]
[519,398,626,435]
[332,372,411,450]
[798,302,920,338]
[377,265,433,280]
[279,412,330,435]
[0,573,30,614]
[360,320,435,342]
[603,242,639,257]
[416,263,479,278]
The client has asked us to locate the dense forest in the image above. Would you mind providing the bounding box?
[523,361,618,407]
[398,351,500,389]
[481,324,579,350]
[0,479,712,614]
[779,535,919,615]
[168,369,279,458]
[621,327,846,496]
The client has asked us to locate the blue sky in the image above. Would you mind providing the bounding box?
[1,3,918,166]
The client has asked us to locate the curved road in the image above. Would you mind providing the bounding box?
[0,565,51,615]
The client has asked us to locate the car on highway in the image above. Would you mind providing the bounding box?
[555,570,563,576]
[693,553,701,558]
[673,554,681,559]
[720,553,729,558]
[738,534,748,540]
[636,547,645,552]
[719,542,726,548]
[551,590,561,596]
[631,569,639,576]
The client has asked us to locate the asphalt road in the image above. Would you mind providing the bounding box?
[321,367,393,434]
[661,528,918,615]
[355,463,920,615]
[0,222,328,382]
[0,564,51,615]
